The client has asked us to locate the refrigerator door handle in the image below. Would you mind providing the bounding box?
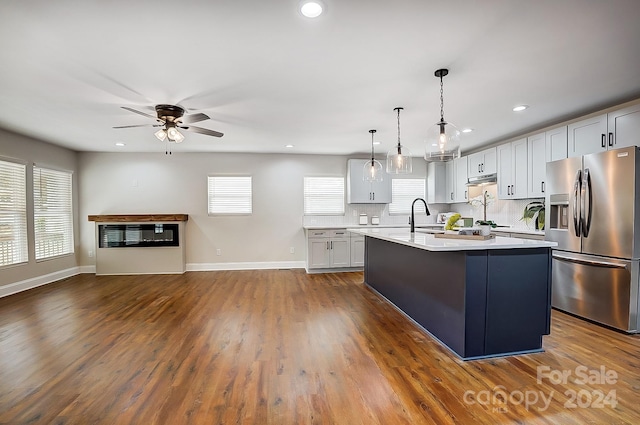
[573,170,582,237]
[552,252,628,269]
[582,168,592,237]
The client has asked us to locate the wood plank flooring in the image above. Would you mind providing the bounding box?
[0,270,639,424]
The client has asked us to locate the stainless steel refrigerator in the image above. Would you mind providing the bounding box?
[546,146,640,332]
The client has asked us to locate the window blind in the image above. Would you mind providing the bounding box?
[208,176,252,214]
[389,179,426,214]
[304,177,345,215]
[33,166,74,260]
[0,160,28,266]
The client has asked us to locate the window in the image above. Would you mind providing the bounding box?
[33,166,74,260]
[304,177,345,215]
[208,176,252,214]
[389,179,426,214]
[0,159,27,267]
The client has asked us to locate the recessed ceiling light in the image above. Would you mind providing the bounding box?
[300,1,324,18]
[513,105,529,112]
[285,144,294,148]
[462,128,473,133]
[373,141,381,145]
[115,142,125,147]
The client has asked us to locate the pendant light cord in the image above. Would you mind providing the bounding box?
[395,107,403,155]
[370,129,376,165]
[440,74,445,123]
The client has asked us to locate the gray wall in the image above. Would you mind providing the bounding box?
[78,152,353,268]
[0,129,79,288]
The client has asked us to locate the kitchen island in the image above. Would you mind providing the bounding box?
[349,228,557,360]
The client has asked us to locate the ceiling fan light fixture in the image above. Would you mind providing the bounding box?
[386,107,413,174]
[155,129,167,141]
[425,68,460,162]
[167,127,184,143]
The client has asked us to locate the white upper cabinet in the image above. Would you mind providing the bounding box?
[445,160,455,203]
[545,126,568,162]
[426,162,447,204]
[608,103,640,150]
[468,147,497,179]
[453,156,468,203]
[347,159,392,203]
[568,114,608,157]
[497,139,528,199]
[528,132,546,198]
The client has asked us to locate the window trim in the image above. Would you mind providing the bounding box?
[0,157,28,268]
[389,178,426,215]
[303,176,345,216]
[207,175,253,216]
[32,165,74,262]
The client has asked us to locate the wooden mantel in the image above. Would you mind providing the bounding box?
[88,214,189,222]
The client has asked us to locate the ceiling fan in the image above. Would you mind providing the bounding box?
[114,104,224,144]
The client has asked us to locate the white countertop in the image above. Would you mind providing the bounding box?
[493,227,545,237]
[348,228,556,252]
[303,224,444,230]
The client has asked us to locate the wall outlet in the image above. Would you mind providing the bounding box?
[289,247,295,254]
[216,249,221,256]
[88,250,94,258]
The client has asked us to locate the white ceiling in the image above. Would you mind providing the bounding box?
[1,0,640,157]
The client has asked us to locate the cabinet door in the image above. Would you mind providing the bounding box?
[497,144,512,199]
[427,162,447,204]
[347,159,372,203]
[608,103,640,150]
[445,160,455,203]
[545,126,568,162]
[371,174,392,203]
[467,152,484,178]
[330,239,350,267]
[528,133,546,198]
[482,147,497,175]
[454,156,468,203]
[568,114,607,157]
[308,238,330,268]
[350,236,365,267]
[511,138,528,199]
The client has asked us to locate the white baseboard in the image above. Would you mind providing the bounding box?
[186,261,306,271]
[79,265,96,274]
[0,267,82,298]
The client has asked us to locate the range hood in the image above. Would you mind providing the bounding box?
[467,173,497,186]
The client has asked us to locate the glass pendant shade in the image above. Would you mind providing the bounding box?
[386,107,412,174]
[364,159,384,182]
[425,120,461,162]
[386,144,413,174]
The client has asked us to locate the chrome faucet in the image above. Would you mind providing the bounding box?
[410,198,431,233]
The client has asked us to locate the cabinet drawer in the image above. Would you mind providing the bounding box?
[308,230,330,237]
[330,229,349,238]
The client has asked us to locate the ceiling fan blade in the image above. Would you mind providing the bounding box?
[121,106,158,120]
[181,113,210,124]
[113,124,160,129]
[180,125,224,138]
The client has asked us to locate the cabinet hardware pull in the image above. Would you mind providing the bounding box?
[478,164,481,173]
[372,192,375,200]
[542,181,545,193]
[326,241,329,249]
[601,133,606,148]
[608,132,613,147]
[450,192,453,200]
[464,190,467,199]
[330,241,333,249]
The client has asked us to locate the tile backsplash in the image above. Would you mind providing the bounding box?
[303,184,543,229]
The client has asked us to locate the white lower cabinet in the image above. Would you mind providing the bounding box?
[350,235,365,267]
[306,229,362,271]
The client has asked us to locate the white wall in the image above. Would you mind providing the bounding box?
[0,129,79,293]
[78,152,373,269]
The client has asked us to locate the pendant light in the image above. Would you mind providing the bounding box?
[386,107,413,174]
[425,68,461,162]
[363,129,383,182]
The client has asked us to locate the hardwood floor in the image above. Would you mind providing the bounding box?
[0,270,639,424]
